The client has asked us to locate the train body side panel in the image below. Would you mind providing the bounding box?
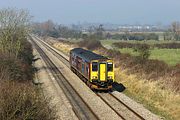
[70,51,90,80]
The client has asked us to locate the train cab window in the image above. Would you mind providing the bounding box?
[107,63,113,72]
[92,62,98,71]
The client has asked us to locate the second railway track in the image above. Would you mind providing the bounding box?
[32,35,155,120]
[31,36,99,120]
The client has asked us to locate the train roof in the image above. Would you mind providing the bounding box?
[70,48,108,62]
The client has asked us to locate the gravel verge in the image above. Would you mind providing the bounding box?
[33,45,78,120]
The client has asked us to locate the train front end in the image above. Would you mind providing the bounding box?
[90,59,114,90]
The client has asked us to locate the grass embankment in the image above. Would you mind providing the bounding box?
[115,69,180,120]
[48,38,180,120]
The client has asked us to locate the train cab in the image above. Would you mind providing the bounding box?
[70,48,115,90]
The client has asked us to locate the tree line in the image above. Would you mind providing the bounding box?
[113,42,180,49]
[108,33,159,40]
[164,21,180,41]
[32,20,82,39]
[33,20,180,41]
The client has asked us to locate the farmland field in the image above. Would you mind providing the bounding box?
[101,39,180,45]
[101,40,180,66]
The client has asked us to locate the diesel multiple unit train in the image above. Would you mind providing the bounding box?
[70,48,114,90]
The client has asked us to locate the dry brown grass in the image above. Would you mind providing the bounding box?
[115,68,180,120]
[53,42,74,55]
[0,81,57,120]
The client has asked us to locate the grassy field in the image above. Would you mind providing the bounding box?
[101,40,180,66]
[119,48,180,66]
[101,39,180,45]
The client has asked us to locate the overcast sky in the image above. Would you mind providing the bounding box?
[0,0,180,25]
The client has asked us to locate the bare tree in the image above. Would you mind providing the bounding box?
[95,24,104,40]
[0,8,32,58]
[41,19,55,36]
[171,21,180,40]
[163,29,173,41]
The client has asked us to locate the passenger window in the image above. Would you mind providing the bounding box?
[107,63,113,71]
[82,63,85,73]
[92,62,98,71]
[86,66,88,74]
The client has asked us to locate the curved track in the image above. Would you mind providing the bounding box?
[31,36,99,120]
[32,36,146,120]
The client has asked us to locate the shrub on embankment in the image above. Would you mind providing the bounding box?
[0,8,57,120]
[0,41,34,81]
[0,41,57,120]
[113,41,180,49]
[78,39,103,50]
[0,81,56,120]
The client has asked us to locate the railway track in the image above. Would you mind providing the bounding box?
[34,36,70,68]
[31,36,99,120]
[32,35,147,120]
[96,93,145,120]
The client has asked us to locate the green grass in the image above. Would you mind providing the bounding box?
[101,39,180,45]
[150,48,180,66]
[101,40,180,66]
[118,48,138,56]
[100,39,119,46]
[118,48,180,66]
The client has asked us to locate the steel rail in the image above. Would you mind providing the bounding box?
[109,93,145,120]
[32,36,146,120]
[31,37,99,120]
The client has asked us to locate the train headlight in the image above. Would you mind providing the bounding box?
[108,76,112,79]
[92,76,97,79]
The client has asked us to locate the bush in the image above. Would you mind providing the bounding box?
[154,42,180,49]
[113,41,180,49]
[106,49,121,58]
[78,39,103,50]
[133,43,151,63]
[18,41,34,65]
[112,42,134,48]
[110,33,159,41]
[0,41,34,81]
[0,81,57,120]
